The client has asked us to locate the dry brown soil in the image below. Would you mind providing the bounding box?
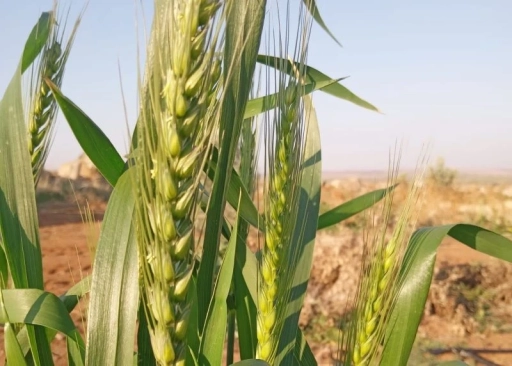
[2,177,512,365]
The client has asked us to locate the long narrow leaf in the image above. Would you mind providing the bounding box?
[317,184,397,231]
[0,17,52,364]
[15,275,91,359]
[200,213,239,365]
[243,78,342,120]
[381,224,512,366]
[0,289,85,352]
[293,330,317,366]
[197,0,267,329]
[257,55,379,112]
[207,147,264,231]
[136,304,156,366]
[85,169,138,366]
[185,278,200,366]
[234,233,258,360]
[4,323,27,366]
[46,81,126,186]
[0,245,8,287]
[302,0,341,47]
[21,12,53,74]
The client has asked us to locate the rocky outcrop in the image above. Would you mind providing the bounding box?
[37,154,112,202]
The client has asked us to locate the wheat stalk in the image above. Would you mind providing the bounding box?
[133,1,222,364]
[27,5,81,184]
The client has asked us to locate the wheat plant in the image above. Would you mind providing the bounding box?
[1,1,512,366]
[25,4,81,184]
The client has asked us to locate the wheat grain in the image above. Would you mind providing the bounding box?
[134,1,222,365]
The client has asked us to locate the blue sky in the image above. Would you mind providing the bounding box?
[1,0,511,172]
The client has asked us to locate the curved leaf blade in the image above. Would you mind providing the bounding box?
[207,147,264,232]
[197,0,267,330]
[0,23,51,364]
[4,323,27,366]
[234,233,258,359]
[0,244,8,287]
[200,213,239,365]
[85,169,138,366]
[317,184,397,231]
[14,275,91,359]
[0,289,85,351]
[257,55,380,112]
[244,78,342,120]
[46,80,126,186]
[302,0,341,47]
[381,224,512,366]
[21,11,53,74]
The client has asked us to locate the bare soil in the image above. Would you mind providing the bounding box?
[2,176,512,365]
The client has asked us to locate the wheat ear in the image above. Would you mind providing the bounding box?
[27,6,81,184]
[345,150,428,366]
[255,9,313,360]
[134,1,222,365]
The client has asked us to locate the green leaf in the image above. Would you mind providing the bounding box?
[0,18,52,364]
[243,78,342,120]
[200,212,239,365]
[0,33,43,293]
[317,184,397,231]
[302,0,342,47]
[185,277,200,366]
[197,0,267,330]
[207,147,264,232]
[0,289,85,353]
[257,55,380,112]
[0,244,8,287]
[46,80,126,186]
[67,337,85,366]
[13,275,91,360]
[85,169,139,366]
[381,224,512,366]
[136,304,156,366]
[292,330,317,366]
[4,323,27,366]
[21,11,53,74]
[59,275,91,313]
[233,228,258,359]
[275,94,322,364]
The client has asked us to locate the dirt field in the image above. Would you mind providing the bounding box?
[2,174,512,365]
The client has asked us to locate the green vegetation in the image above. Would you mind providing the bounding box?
[1,1,511,365]
[428,157,458,188]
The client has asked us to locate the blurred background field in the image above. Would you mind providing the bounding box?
[21,154,512,365]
